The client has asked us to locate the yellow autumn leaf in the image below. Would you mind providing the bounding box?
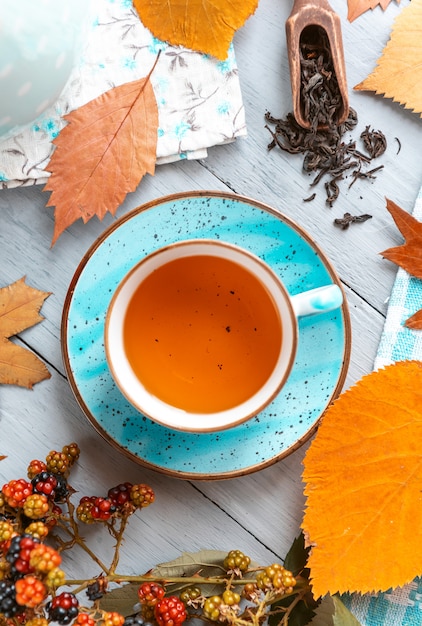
[0,278,51,388]
[354,0,422,116]
[133,0,259,60]
[302,361,422,598]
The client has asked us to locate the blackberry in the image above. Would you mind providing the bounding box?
[47,592,79,624]
[0,579,24,617]
[108,483,133,508]
[53,474,69,502]
[6,534,40,579]
[31,472,58,499]
[31,472,68,503]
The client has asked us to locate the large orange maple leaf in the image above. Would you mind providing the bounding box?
[133,0,259,60]
[44,66,159,245]
[302,361,422,598]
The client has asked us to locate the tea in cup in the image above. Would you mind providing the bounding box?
[104,239,343,432]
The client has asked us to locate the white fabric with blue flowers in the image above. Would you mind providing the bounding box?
[0,0,246,188]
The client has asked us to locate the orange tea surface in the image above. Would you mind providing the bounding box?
[123,255,282,413]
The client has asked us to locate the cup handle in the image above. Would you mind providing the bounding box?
[291,284,343,317]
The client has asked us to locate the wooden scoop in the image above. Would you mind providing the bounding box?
[285,0,349,130]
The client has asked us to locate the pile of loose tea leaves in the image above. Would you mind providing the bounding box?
[299,25,344,131]
[265,26,388,218]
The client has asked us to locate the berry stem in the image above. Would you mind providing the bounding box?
[106,513,130,574]
[56,498,111,574]
[62,574,261,587]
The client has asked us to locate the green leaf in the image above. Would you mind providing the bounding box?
[332,596,362,626]
[309,595,362,626]
[284,533,311,577]
[151,549,230,597]
[269,598,316,626]
[308,595,335,626]
[98,583,140,616]
[152,550,228,577]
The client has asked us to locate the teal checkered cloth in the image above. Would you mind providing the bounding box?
[342,189,422,625]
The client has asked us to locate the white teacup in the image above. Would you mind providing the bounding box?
[104,239,343,432]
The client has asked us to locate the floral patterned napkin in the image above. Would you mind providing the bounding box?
[342,191,422,625]
[0,0,246,189]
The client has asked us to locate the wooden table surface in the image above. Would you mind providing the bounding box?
[1,0,421,604]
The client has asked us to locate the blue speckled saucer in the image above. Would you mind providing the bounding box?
[62,191,351,480]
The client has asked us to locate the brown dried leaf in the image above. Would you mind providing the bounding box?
[354,0,422,116]
[347,0,398,22]
[302,361,422,598]
[44,64,159,244]
[0,278,51,388]
[133,0,258,60]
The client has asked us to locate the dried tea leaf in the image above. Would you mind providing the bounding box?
[0,277,51,388]
[302,361,422,598]
[347,0,398,22]
[133,0,258,60]
[355,0,422,116]
[44,64,159,244]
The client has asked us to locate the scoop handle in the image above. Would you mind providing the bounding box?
[291,284,343,317]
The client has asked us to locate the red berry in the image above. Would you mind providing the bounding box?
[74,614,96,626]
[91,497,115,520]
[138,582,165,607]
[108,483,133,508]
[27,460,47,480]
[2,479,33,508]
[15,575,47,608]
[154,596,186,626]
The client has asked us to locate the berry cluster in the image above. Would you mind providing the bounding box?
[256,563,297,594]
[0,442,156,626]
[76,483,155,525]
[0,443,305,626]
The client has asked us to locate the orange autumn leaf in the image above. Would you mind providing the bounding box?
[382,198,422,279]
[44,64,159,245]
[0,278,51,388]
[133,0,258,60]
[381,198,422,328]
[354,0,422,116]
[405,309,422,329]
[302,361,422,598]
[347,0,398,22]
